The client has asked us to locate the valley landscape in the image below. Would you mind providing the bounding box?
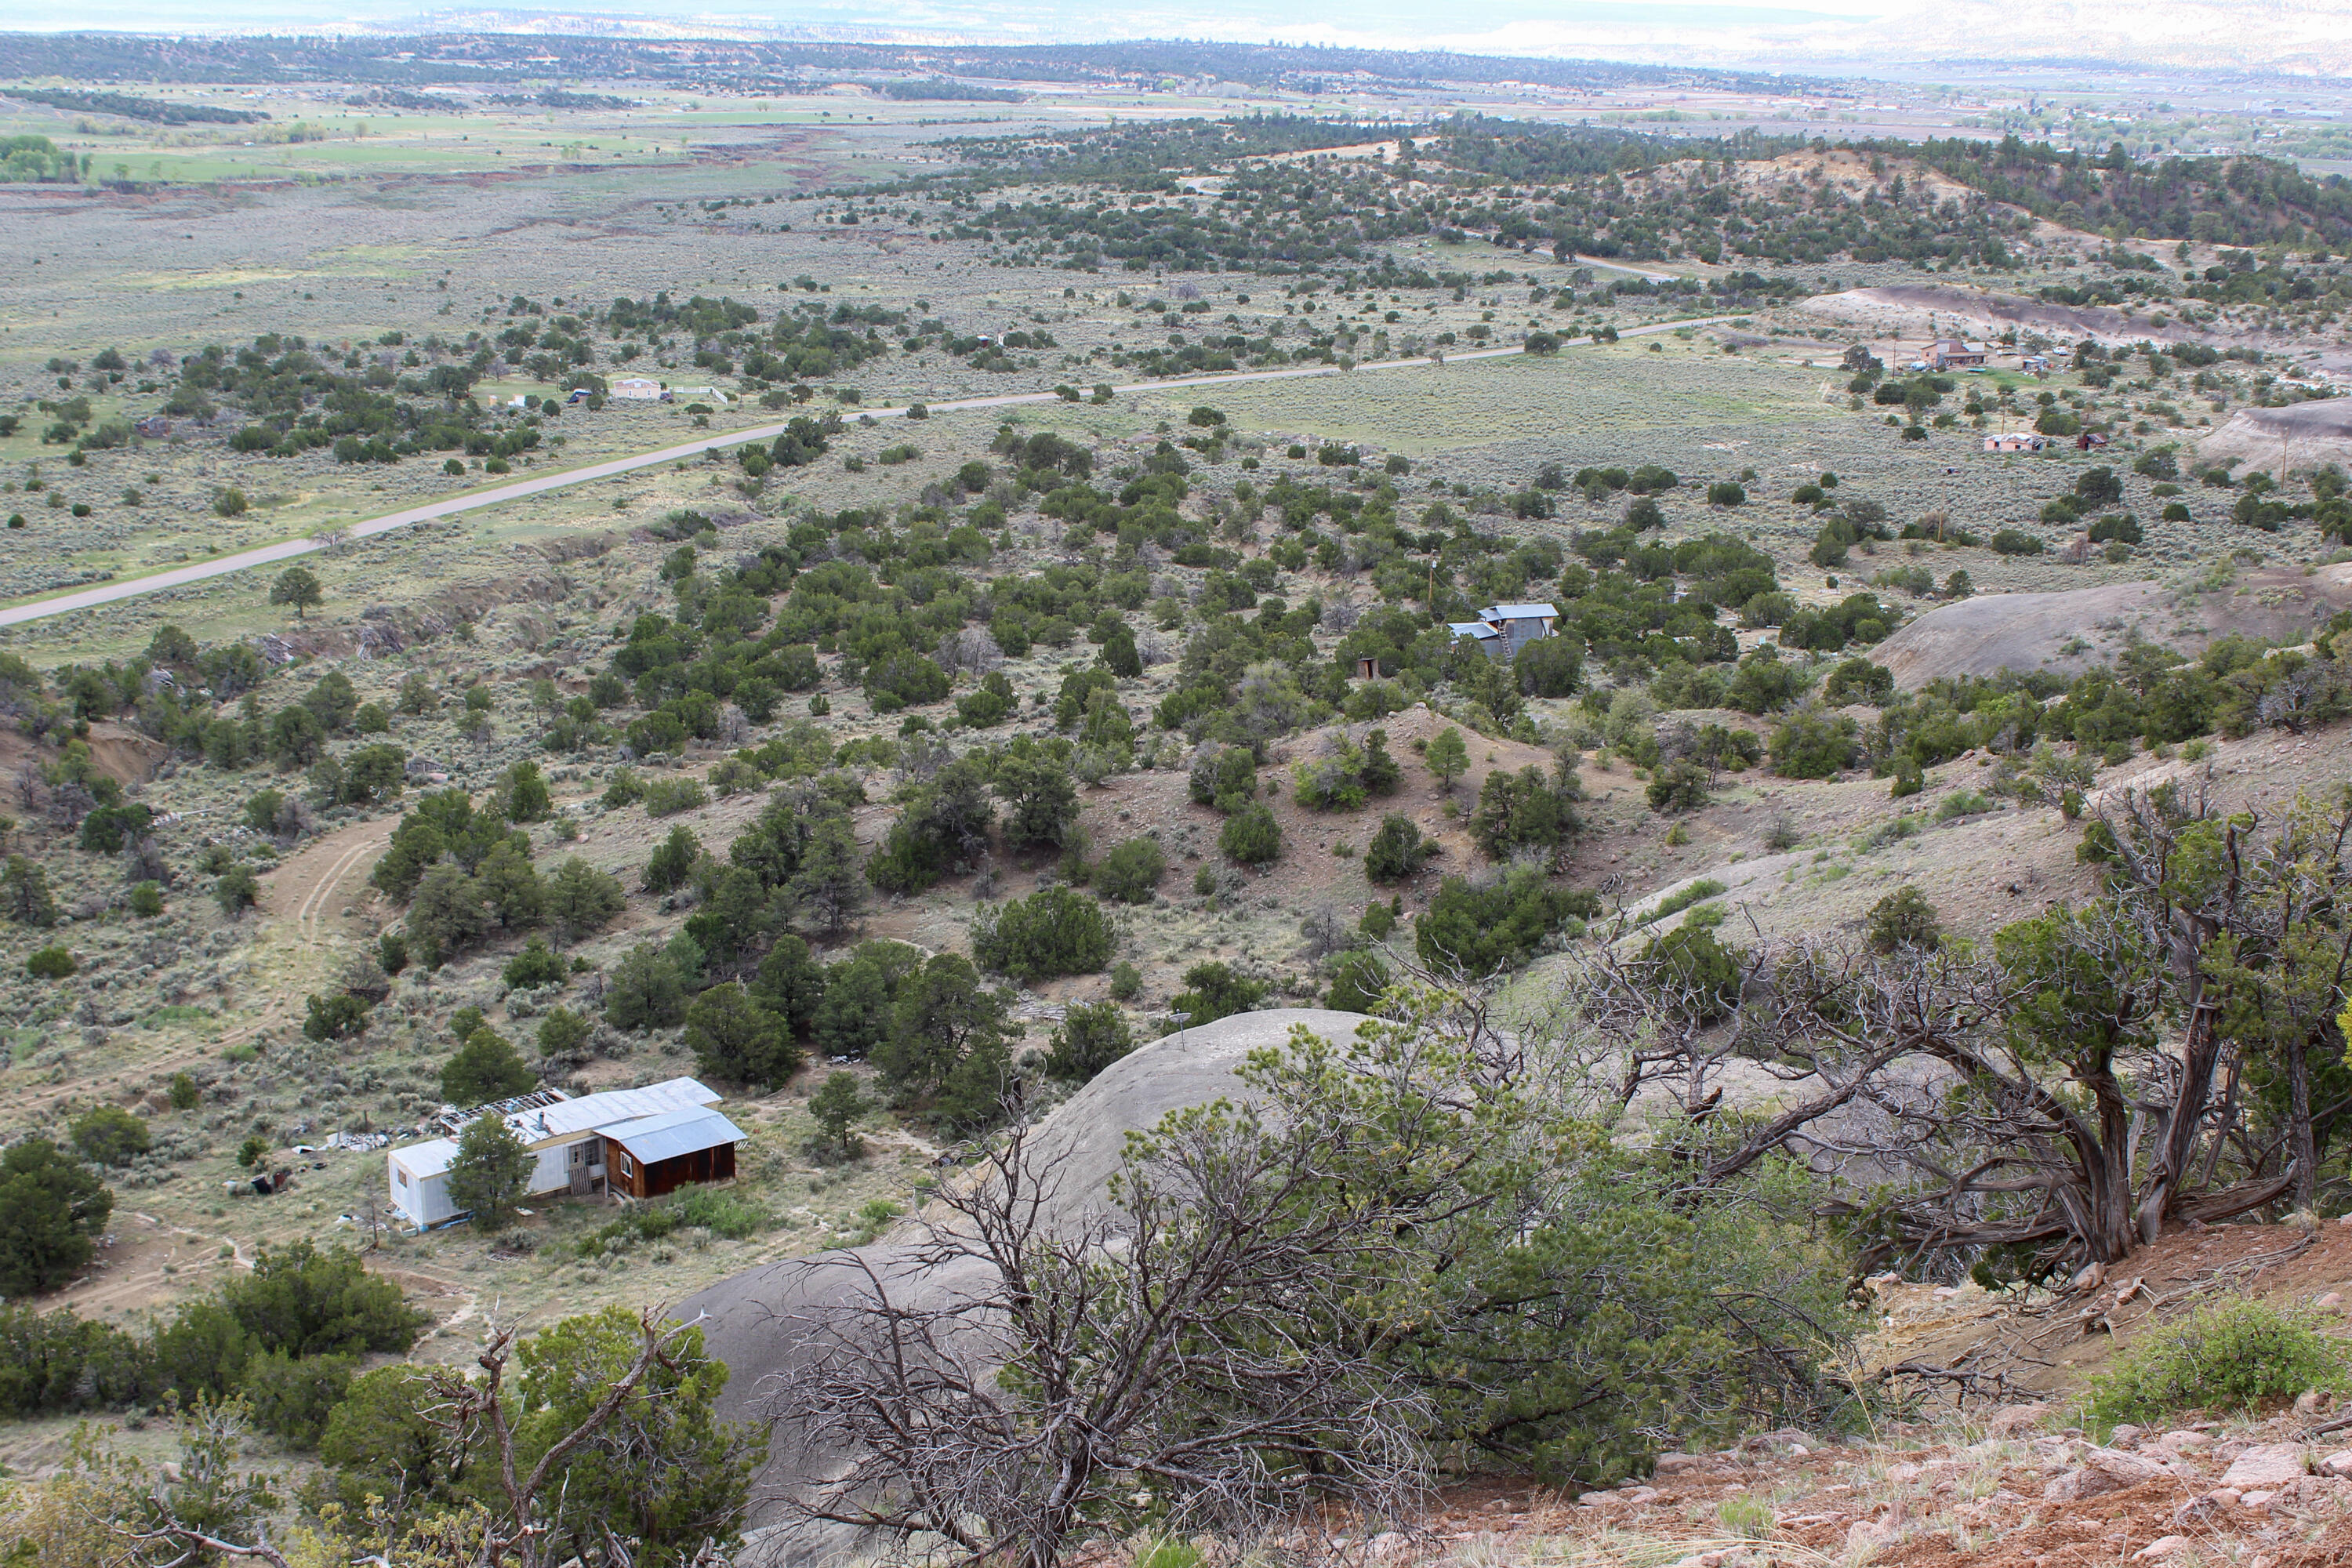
[5,21,2352,1568]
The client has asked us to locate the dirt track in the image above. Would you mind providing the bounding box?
[270,817,397,950]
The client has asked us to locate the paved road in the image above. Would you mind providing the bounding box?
[0,314,1743,630]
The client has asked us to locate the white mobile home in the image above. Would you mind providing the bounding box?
[386,1076,723,1229]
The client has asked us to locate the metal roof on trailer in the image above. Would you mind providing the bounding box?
[601,1106,746,1166]
[504,1077,719,1142]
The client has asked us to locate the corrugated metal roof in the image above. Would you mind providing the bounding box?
[1448,620,1501,639]
[601,1106,746,1166]
[508,1077,720,1143]
[392,1078,723,1169]
[1483,602,1560,621]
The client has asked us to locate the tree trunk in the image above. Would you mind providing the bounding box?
[2136,989,2220,1243]
[2288,1029,2318,1213]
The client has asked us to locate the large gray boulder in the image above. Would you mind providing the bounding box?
[682,1008,1370,1566]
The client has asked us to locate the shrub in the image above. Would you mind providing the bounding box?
[1167,961,1267,1027]
[1646,760,1711,814]
[1705,481,1746,506]
[666,1185,767,1240]
[806,1071,872,1160]
[1638,920,1742,1022]
[169,1072,201,1111]
[1867,887,1941,952]
[302,993,371,1042]
[502,937,568,989]
[1468,765,1582,866]
[70,1105,151,1167]
[1094,837,1166,904]
[544,857,626,941]
[202,1240,426,1372]
[641,776,708,816]
[440,1026,535,1106]
[685,981,799,1087]
[445,1115,532,1232]
[605,942,688,1031]
[1991,528,2045,557]
[1768,709,1860,779]
[129,880,165,917]
[2083,1299,2349,1430]
[866,652,951,712]
[1189,746,1259,811]
[643,824,702,894]
[0,1140,112,1297]
[1293,731,1401,811]
[974,885,1116,982]
[1219,802,1283,866]
[601,768,647,808]
[1417,869,1599,975]
[1045,1001,1138,1083]
[26,944,76,978]
[242,1348,358,1449]
[536,1007,592,1064]
[1363,815,1431,884]
[1424,728,1469,793]
[1515,635,1581,697]
[214,865,260,916]
[957,670,1017,728]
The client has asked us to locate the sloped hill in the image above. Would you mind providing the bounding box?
[1891,138,2352,249]
[2198,397,2352,475]
[1867,564,2352,689]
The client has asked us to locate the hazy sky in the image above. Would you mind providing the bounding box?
[11,0,2352,75]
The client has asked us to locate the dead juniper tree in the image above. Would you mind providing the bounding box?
[1573,778,2352,1279]
[761,1091,1436,1568]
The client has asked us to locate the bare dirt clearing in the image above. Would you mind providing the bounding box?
[1801,283,2192,350]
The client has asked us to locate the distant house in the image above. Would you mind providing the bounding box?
[2019,354,2053,375]
[1450,602,1560,662]
[610,376,666,402]
[1354,655,1381,681]
[133,416,171,439]
[2075,432,2111,450]
[1930,339,1988,370]
[386,1076,735,1229]
[1983,432,2048,452]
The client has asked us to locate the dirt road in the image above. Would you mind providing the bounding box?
[274,818,397,949]
[0,314,1744,629]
